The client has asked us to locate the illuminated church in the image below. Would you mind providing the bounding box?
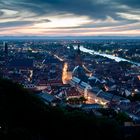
[72,44,92,82]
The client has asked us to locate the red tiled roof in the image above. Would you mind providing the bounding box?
[66,87,81,97]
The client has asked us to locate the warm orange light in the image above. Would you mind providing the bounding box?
[62,62,72,84]
[138,75,140,80]
[95,98,98,103]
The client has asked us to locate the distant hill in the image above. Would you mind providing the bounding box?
[0,35,140,40]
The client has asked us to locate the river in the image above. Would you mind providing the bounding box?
[76,46,140,66]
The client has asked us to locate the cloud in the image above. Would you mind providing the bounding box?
[17,0,121,20]
[116,0,140,8]
[0,21,33,28]
[16,0,140,21]
[0,0,130,20]
[0,11,3,16]
[0,0,140,35]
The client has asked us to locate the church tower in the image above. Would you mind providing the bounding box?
[3,42,8,64]
[4,42,8,57]
[75,44,82,66]
[72,43,92,82]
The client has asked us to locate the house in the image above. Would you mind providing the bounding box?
[82,103,102,110]
[8,58,34,70]
[66,87,82,99]
[37,92,60,106]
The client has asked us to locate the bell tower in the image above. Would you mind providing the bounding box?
[75,44,82,66]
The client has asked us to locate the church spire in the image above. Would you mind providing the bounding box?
[77,43,80,55]
[75,43,82,66]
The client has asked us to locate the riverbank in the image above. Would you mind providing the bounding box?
[79,46,140,66]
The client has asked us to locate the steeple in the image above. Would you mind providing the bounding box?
[3,42,8,64]
[77,44,80,55]
[75,44,82,66]
[73,43,92,82]
[4,42,8,57]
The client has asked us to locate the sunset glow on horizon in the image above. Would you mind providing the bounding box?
[0,0,140,36]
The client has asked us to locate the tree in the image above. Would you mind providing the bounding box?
[118,61,132,69]
[79,96,87,103]
[115,112,131,125]
[0,78,128,140]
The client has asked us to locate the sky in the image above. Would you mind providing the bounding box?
[0,0,140,36]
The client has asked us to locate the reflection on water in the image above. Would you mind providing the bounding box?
[73,45,140,66]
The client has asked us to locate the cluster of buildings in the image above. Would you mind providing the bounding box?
[0,40,140,123]
[39,41,140,122]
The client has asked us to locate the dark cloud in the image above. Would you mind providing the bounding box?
[116,0,140,8]
[0,0,140,34]
[0,19,51,28]
[20,0,140,20]
[0,21,33,28]
[42,19,51,22]
[0,11,3,16]
[0,0,130,20]
[22,0,120,20]
[0,0,140,21]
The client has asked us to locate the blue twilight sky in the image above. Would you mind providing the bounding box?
[0,0,140,36]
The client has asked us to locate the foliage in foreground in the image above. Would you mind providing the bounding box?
[0,78,139,140]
